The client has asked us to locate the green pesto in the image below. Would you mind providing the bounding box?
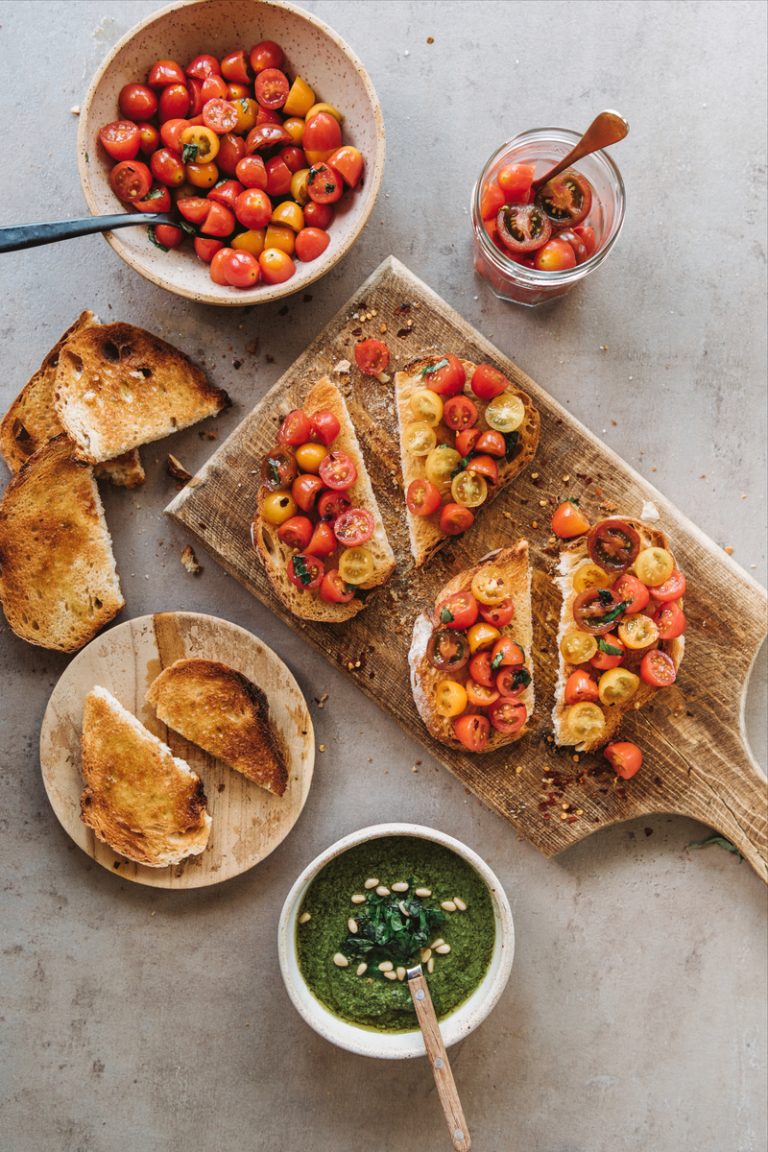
[296,837,495,1032]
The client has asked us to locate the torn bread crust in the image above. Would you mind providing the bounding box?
[552,519,685,752]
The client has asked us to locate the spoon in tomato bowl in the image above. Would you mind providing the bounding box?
[0,212,175,253]
[530,109,629,195]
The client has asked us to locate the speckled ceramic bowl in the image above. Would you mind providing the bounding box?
[278,824,515,1059]
[78,0,385,305]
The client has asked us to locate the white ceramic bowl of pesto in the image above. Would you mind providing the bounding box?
[277,823,514,1059]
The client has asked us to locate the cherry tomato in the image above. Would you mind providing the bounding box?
[354,339,390,376]
[455,429,481,457]
[454,714,490,753]
[304,412,338,448]
[137,121,160,154]
[292,474,324,512]
[640,649,677,688]
[150,148,186,187]
[209,247,235,285]
[220,49,251,85]
[147,60,186,88]
[208,179,243,209]
[496,667,531,699]
[443,395,478,431]
[474,429,507,456]
[222,248,260,287]
[187,78,205,117]
[261,446,297,489]
[479,598,515,627]
[466,650,493,688]
[201,200,235,236]
[604,742,643,780]
[327,146,364,187]
[533,238,577,272]
[427,446,461,488]
[158,84,191,123]
[304,200,334,229]
[287,553,324,591]
[261,155,291,198]
[99,120,141,162]
[255,68,290,109]
[480,179,506,221]
[187,160,219,190]
[186,54,221,80]
[497,162,535,203]
[119,83,158,121]
[536,169,593,226]
[109,159,152,202]
[217,133,246,175]
[277,515,313,550]
[319,569,356,604]
[467,455,499,485]
[177,196,210,224]
[406,478,442,517]
[235,155,268,189]
[200,73,229,102]
[279,410,314,446]
[574,224,597,256]
[468,364,508,402]
[306,521,336,557]
[295,227,330,262]
[423,355,466,398]
[497,203,552,253]
[590,634,625,671]
[551,499,591,539]
[466,681,500,708]
[250,40,284,73]
[235,188,272,229]
[557,228,589,264]
[564,669,600,705]
[467,623,501,653]
[305,162,343,204]
[203,99,239,134]
[228,83,250,102]
[490,637,524,670]
[134,184,172,213]
[152,223,184,249]
[427,630,470,673]
[435,590,478,631]
[488,699,527,735]
[650,569,686,603]
[245,124,292,153]
[652,599,687,640]
[319,451,357,491]
[194,236,224,263]
[439,503,474,536]
[303,111,342,159]
[572,588,628,635]
[160,117,189,153]
[612,573,650,615]
[587,519,641,573]
[317,490,351,522]
[259,248,296,283]
[334,508,374,547]
[279,145,307,173]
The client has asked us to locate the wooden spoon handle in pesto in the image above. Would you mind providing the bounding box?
[407,964,471,1151]
[530,110,629,194]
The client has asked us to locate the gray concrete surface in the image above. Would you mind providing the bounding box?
[1,2,766,1150]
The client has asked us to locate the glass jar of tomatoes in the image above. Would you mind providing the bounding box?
[471,128,625,306]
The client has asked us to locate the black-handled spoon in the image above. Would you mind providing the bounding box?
[0,212,175,254]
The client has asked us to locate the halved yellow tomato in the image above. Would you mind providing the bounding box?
[573,562,610,594]
[451,470,488,508]
[403,422,437,456]
[425,445,461,487]
[435,680,468,718]
[559,631,598,664]
[338,546,375,585]
[633,547,675,587]
[409,389,444,426]
[618,614,660,649]
[485,392,525,433]
[597,667,640,705]
[471,567,510,605]
[563,702,606,744]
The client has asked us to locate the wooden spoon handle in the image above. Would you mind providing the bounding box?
[531,110,629,192]
[0,212,174,253]
[408,970,471,1151]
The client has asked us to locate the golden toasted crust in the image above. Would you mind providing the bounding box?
[80,686,211,867]
[0,437,124,651]
[553,518,686,751]
[146,658,289,797]
[0,312,144,487]
[395,354,540,566]
[409,542,534,753]
[254,377,396,622]
[54,322,230,464]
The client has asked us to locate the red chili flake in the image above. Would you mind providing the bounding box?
[395,302,412,314]
[351,327,363,337]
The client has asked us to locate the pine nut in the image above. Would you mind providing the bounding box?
[440,900,457,913]
[333,953,349,968]
[347,918,358,934]
[420,948,432,963]
[298,911,311,924]
[378,960,394,972]
[384,970,398,981]
[396,966,406,981]
[392,881,409,893]
[430,938,445,950]
[364,877,379,889]
[427,958,435,974]
[351,894,366,905]
[398,901,409,916]
[415,887,432,898]
[375,885,391,897]
[435,943,451,955]
[356,963,368,977]
[453,897,467,911]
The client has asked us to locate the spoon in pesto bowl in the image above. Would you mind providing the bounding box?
[407,962,471,1150]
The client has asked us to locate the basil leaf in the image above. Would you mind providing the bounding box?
[597,589,614,606]
[598,638,622,655]
[503,430,520,460]
[182,142,198,163]
[178,219,197,237]
[689,835,742,858]
[586,598,630,628]
[420,357,449,378]
[491,652,504,671]
[440,607,454,623]
[512,668,532,689]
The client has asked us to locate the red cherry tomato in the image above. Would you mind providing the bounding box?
[208,179,243,209]
[533,238,577,272]
[194,236,224,263]
[469,363,509,401]
[497,162,535,204]
[235,188,272,229]
[439,503,474,536]
[319,451,357,491]
[99,120,141,162]
[650,570,687,603]
[279,146,307,173]
[177,196,210,224]
[304,201,334,229]
[216,133,246,175]
[236,155,268,189]
[572,588,628,635]
[119,84,158,121]
[490,637,524,669]
[306,162,343,204]
[256,106,284,126]
[255,68,290,109]
[277,515,314,552]
[259,248,296,284]
[557,229,589,264]
[467,455,499,485]
[354,339,390,376]
[220,49,251,85]
[564,669,600,705]
[406,478,442,517]
[292,474,324,512]
[435,590,479,631]
[454,714,490,753]
[443,395,478,431]
[640,649,678,688]
[536,169,593,227]
[309,411,340,446]
[287,554,324,591]
[158,84,191,123]
[475,430,507,457]
[219,249,260,288]
[551,500,591,539]
[479,598,515,627]
[134,184,172,212]
[466,681,500,708]
[652,599,687,640]
[147,60,186,88]
[480,178,506,220]
[496,667,530,699]
[109,159,152,202]
[265,156,293,197]
[261,447,298,490]
[186,54,221,80]
[456,429,481,456]
[424,355,466,398]
[249,40,284,73]
[590,634,625,671]
[488,699,527,735]
[200,73,230,102]
[227,83,249,101]
[202,99,239,134]
[612,573,651,615]
[334,508,375,547]
[319,569,356,604]
[604,742,643,780]
[574,224,597,256]
[187,77,205,117]
[497,203,552,253]
[295,227,330,262]
[152,223,184,250]
[468,651,495,689]
[245,124,292,152]
[279,410,314,446]
[160,117,189,152]
[201,201,236,237]
[317,490,351,522]
[209,247,235,285]
[327,146,364,188]
[136,121,160,154]
[150,148,186,187]
[587,519,641,573]
[306,521,336,557]
[303,111,343,156]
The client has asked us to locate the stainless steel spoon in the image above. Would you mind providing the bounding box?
[0,212,175,254]
[530,109,629,194]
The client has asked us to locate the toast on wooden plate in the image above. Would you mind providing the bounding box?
[253,377,396,622]
[553,516,686,752]
[409,541,534,754]
[146,658,289,797]
[54,322,230,464]
[395,354,540,567]
[0,437,124,651]
[0,311,144,488]
[80,686,211,867]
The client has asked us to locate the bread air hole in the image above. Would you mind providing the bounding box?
[103,341,121,363]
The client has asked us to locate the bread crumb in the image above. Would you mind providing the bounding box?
[166,454,192,483]
[70,105,81,115]
[724,545,734,555]
[318,744,326,752]
[181,545,202,575]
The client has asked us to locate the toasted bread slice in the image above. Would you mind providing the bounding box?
[80,686,211,867]
[0,312,144,487]
[409,542,534,753]
[395,355,540,567]
[553,518,686,752]
[54,322,229,463]
[146,658,288,797]
[253,377,396,622]
[0,437,124,651]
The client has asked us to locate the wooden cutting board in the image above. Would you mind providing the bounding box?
[167,257,768,883]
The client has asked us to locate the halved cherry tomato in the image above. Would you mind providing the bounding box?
[557,229,589,264]
[306,162,343,203]
[451,470,487,508]
[590,634,625,671]
[455,429,481,457]
[404,422,438,458]
[490,637,525,670]
[652,599,687,640]
[186,160,219,190]
[209,247,235,285]
[598,667,640,706]
[560,631,598,664]
[309,410,340,446]
[319,451,357,490]
[479,598,515,627]
[640,649,677,687]
[178,196,210,224]
[99,120,141,162]
[109,159,152,202]
[604,741,643,780]
[470,567,510,606]
[612,573,650,615]
[186,54,221,80]
[650,569,686,603]
[587,519,641,573]
[406,478,442,517]
[480,179,506,220]
[572,588,629,635]
[468,651,495,688]
[334,508,374,547]
[295,227,330,262]
[439,503,474,536]
[277,515,313,550]
[287,553,324,591]
[134,184,172,213]
[354,339,390,376]
[488,699,527,735]
[327,145,363,187]
[262,446,297,490]
[208,179,243,209]
[303,111,342,161]
[152,223,184,249]
[158,84,191,123]
[180,124,220,162]
[187,78,205,117]
[338,546,374,585]
[245,123,292,152]
[256,106,284,127]
[291,474,324,512]
[634,547,675,588]
[202,99,239,134]
[467,455,499,485]
[497,162,535,203]
[534,238,577,272]
[194,236,224,263]
[496,667,531,699]
[150,148,186,187]
[536,168,593,226]
[470,364,509,401]
[147,60,186,88]
[255,68,290,109]
[443,395,478,431]
[436,681,469,719]
[317,490,351,522]
[279,410,313,446]
[551,499,591,539]
[304,200,334,229]
[217,133,246,175]
[497,203,552,253]
[201,201,235,237]
[119,84,158,121]
[261,491,296,525]
[454,714,490,752]
[467,623,501,653]
[423,355,466,398]
[160,117,189,152]
[466,681,500,708]
[259,247,296,283]
[306,521,336,557]
[236,155,268,188]
[475,430,507,457]
[564,669,600,705]
[436,590,479,631]
[319,569,356,604]
[249,40,284,73]
[574,224,597,256]
[573,562,611,594]
[427,630,470,673]
[265,155,293,197]
[221,49,251,85]
[200,74,229,102]
[235,188,272,229]
[617,614,659,650]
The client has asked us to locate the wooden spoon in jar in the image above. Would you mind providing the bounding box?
[530,109,629,195]
[407,963,471,1151]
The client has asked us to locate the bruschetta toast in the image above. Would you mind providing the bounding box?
[553,516,686,752]
[395,354,539,566]
[253,377,395,622]
[409,542,534,754]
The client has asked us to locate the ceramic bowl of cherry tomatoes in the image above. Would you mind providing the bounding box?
[78,0,385,304]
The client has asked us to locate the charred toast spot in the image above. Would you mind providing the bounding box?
[102,340,121,363]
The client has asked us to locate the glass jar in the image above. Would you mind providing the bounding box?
[471,128,626,306]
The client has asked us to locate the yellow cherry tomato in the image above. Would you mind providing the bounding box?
[470,567,510,605]
[403,421,437,456]
[563,702,606,745]
[295,442,328,473]
[467,622,501,654]
[409,388,444,426]
[232,229,265,255]
[435,679,468,718]
[485,391,525,433]
[283,117,305,144]
[338,546,374,586]
[233,96,258,133]
[271,200,304,232]
[451,469,488,508]
[186,160,218,189]
[633,547,675,587]
[573,562,611,594]
[618,614,660,650]
[304,147,335,166]
[425,445,461,488]
[264,223,295,255]
[598,667,640,705]
[305,101,343,123]
[290,168,311,206]
[179,125,220,163]
[283,76,315,118]
[559,631,598,664]
[262,492,297,525]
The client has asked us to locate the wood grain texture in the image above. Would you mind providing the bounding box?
[39,612,314,888]
[167,257,768,883]
[408,967,471,1151]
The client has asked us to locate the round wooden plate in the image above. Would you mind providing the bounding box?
[40,611,315,889]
